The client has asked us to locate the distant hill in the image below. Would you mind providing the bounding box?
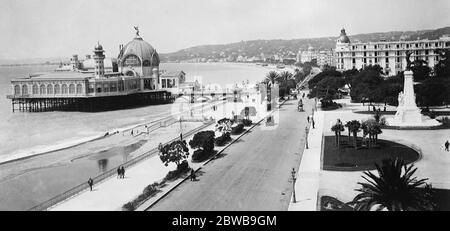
[160,26,450,62]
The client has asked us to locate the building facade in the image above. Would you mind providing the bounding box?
[7,28,184,112]
[335,28,450,76]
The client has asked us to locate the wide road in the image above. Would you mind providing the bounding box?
[149,94,314,211]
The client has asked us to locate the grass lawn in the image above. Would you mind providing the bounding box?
[323,135,420,171]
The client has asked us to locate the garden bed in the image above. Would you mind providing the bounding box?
[323,135,420,171]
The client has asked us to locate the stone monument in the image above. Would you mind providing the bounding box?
[388,52,441,127]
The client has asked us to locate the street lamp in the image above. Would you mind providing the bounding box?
[178,116,183,140]
[305,126,309,149]
[291,168,297,203]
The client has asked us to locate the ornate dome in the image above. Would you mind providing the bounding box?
[120,37,160,67]
[94,42,103,50]
[337,28,350,43]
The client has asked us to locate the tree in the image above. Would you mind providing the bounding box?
[331,122,345,148]
[411,59,431,82]
[342,68,359,92]
[361,119,382,148]
[310,76,345,100]
[278,71,293,97]
[189,130,215,162]
[345,120,361,149]
[215,118,233,134]
[348,158,435,211]
[158,140,190,168]
[265,71,280,84]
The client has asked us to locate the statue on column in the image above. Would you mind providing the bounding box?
[398,91,404,106]
[405,50,413,71]
[134,26,140,37]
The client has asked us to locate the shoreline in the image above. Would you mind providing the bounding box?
[0,99,225,166]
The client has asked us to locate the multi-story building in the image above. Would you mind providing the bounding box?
[317,49,336,68]
[335,28,450,76]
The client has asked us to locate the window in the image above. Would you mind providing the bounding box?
[111,83,117,92]
[415,43,418,48]
[385,52,389,56]
[62,84,68,94]
[118,80,124,91]
[375,58,378,63]
[364,52,367,57]
[40,85,45,94]
[103,83,109,92]
[96,84,102,93]
[162,79,166,88]
[14,85,20,95]
[47,85,53,94]
[363,45,366,49]
[32,84,38,94]
[425,50,429,55]
[54,84,60,94]
[396,44,399,49]
[352,52,355,56]
[69,84,75,94]
[76,84,83,94]
[364,58,367,63]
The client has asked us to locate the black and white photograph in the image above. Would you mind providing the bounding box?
[1,0,450,219]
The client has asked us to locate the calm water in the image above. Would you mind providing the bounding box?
[0,62,269,161]
[0,62,270,210]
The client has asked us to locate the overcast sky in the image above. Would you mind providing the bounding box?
[1,0,450,59]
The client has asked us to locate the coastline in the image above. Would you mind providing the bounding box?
[0,99,224,166]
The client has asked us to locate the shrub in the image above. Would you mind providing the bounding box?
[122,202,135,211]
[164,160,190,181]
[122,182,162,211]
[191,149,211,162]
[428,110,436,119]
[231,123,245,135]
[438,116,450,125]
[189,130,215,153]
[215,132,232,146]
[242,119,252,126]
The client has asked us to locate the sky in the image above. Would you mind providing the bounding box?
[1,0,450,59]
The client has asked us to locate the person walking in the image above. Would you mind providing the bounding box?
[312,117,315,129]
[117,167,121,179]
[445,140,449,151]
[88,177,93,191]
[121,166,125,178]
[190,169,195,181]
[307,115,310,123]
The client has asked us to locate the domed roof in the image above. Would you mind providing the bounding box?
[337,28,350,43]
[120,36,160,66]
[94,42,103,50]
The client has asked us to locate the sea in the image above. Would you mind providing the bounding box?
[0,62,272,210]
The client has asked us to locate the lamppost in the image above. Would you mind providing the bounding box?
[305,126,309,149]
[178,116,183,140]
[291,168,297,203]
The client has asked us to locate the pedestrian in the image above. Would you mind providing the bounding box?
[445,140,449,151]
[117,166,121,179]
[312,117,315,129]
[121,166,125,178]
[384,106,386,112]
[307,115,310,123]
[190,169,195,181]
[131,130,134,136]
[88,177,93,191]
[180,133,183,141]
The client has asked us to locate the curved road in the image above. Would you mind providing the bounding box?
[149,95,314,211]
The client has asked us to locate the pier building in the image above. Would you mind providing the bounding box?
[7,28,185,112]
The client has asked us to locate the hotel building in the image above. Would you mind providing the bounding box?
[335,28,450,76]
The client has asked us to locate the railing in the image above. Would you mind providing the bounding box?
[28,120,215,211]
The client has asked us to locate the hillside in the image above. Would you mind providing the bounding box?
[160,27,450,62]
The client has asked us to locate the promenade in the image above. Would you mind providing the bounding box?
[49,98,269,211]
[149,96,313,211]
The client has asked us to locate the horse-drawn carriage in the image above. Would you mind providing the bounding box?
[297,99,304,112]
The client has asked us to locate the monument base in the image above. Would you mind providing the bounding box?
[387,107,441,127]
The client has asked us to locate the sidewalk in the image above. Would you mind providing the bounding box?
[50,100,275,211]
[288,107,324,211]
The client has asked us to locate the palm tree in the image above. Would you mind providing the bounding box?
[331,123,345,148]
[362,119,382,148]
[265,71,280,85]
[345,120,361,149]
[279,71,293,97]
[348,158,435,211]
